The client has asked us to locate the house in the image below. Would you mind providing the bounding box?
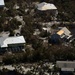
[57,27,72,40]
[0,0,5,7]
[36,2,58,17]
[0,36,26,53]
[49,27,73,44]
[36,2,57,11]
[56,61,75,75]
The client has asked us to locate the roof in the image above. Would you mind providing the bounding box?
[57,30,64,35]
[56,61,75,68]
[36,2,57,11]
[61,68,74,71]
[0,36,26,48]
[62,27,71,36]
[0,0,5,6]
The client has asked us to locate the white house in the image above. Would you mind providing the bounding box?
[0,36,26,53]
[0,36,26,48]
[0,0,5,7]
[36,2,58,17]
[36,2,57,11]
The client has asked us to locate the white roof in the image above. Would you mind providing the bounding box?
[62,27,71,36]
[61,68,74,71]
[0,36,26,48]
[0,0,5,6]
[56,61,75,68]
[37,2,57,11]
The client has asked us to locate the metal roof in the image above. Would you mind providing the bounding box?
[36,2,57,11]
[0,0,5,6]
[62,27,71,36]
[0,36,26,48]
[61,68,74,71]
[56,61,75,68]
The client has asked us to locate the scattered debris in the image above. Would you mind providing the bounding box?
[13,4,20,10]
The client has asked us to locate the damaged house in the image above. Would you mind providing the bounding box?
[49,27,73,44]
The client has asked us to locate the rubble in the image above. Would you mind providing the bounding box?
[13,4,20,10]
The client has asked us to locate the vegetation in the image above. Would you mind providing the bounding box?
[0,0,75,65]
[2,44,75,65]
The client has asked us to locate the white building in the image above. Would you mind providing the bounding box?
[36,2,57,11]
[0,36,26,53]
[0,0,5,7]
[56,61,75,72]
[36,2,58,17]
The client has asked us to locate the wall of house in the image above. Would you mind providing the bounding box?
[0,5,4,8]
[0,44,25,54]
